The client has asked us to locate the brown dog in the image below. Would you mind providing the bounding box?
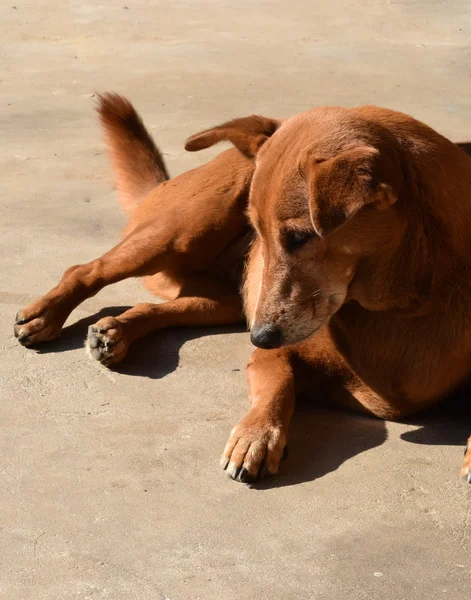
[15,94,471,483]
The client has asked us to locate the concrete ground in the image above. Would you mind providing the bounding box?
[1,1,471,598]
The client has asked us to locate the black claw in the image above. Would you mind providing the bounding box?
[220,458,229,470]
[258,455,277,480]
[228,465,242,481]
[258,456,268,480]
[282,446,289,462]
[15,313,26,325]
[237,467,255,484]
[18,333,30,344]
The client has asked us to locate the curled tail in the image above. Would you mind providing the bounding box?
[96,92,169,215]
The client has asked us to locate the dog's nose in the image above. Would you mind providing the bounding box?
[250,324,283,349]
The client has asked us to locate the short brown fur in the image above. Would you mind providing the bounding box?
[15,94,471,484]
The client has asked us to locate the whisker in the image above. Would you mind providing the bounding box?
[302,290,344,305]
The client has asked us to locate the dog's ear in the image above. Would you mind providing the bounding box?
[305,146,396,237]
[185,116,281,158]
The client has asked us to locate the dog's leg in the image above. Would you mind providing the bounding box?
[220,327,415,484]
[85,277,242,365]
[221,347,295,483]
[220,329,353,484]
[13,225,184,346]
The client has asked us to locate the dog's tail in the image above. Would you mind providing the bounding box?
[96,92,169,215]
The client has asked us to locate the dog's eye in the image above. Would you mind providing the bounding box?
[285,230,315,252]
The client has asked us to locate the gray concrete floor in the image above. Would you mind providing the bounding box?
[1,1,471,598]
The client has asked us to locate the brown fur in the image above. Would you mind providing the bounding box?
[97,92,170,214]
[14,94,471,484]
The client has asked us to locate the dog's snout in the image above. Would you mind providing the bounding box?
[250,324,283,349]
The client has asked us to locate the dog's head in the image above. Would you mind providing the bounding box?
[186,108,403,348]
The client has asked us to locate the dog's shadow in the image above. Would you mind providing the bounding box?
[35,308,471,488]
[34,306,246,380]
[399,387,471,447]
[257,406,389,489]
[261,389,471,489]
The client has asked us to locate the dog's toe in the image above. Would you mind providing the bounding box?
[15,312,27,325]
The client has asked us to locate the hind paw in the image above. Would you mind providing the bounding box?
[85,317,129,366]
[14,303,63,346]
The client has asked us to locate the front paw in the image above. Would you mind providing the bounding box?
[221,410,288,483]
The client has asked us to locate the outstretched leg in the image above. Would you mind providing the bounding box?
[15,152,253,347]
[15,93,255,348]
[13,222,194,346]
[85,277,243,366]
